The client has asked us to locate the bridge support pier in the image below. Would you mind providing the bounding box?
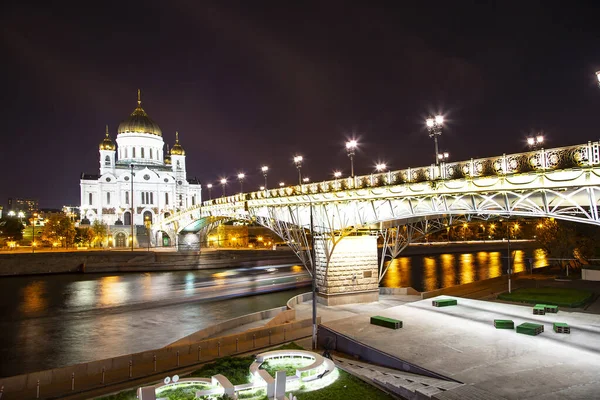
[315,235,379,306]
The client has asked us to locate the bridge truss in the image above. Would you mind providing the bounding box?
[157,142,600,280]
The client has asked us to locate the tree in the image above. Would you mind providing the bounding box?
[41,214,76,248]
[75,227,94,247]
[535,218,600,268]
[0,217,24,242]
[90,220,108,247]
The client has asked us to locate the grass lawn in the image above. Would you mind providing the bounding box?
[260,357,314,377]
[291,369,392,400]
[498,287,594,307]
[96,342,392,400]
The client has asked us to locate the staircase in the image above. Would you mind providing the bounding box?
[333,356,505,400]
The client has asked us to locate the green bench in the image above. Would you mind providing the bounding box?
[517,322,544,336]
[432,298,458,307]
[533,305,546,315]
[553,322,570,334]
[370,315,402,329]
[540,304,559,313]
[494,319,515,329]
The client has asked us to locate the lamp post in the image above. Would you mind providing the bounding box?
[130,164,134,251]
[220,178,227,197]
[303,177,310,183]
[279,182,285,187]
[526,135,544,150]
[309,200,317,350]
[506,222,516,294]
[293,156,303,185]
[206,184,212,200]
[237,173,245,193]
[345,140,358,177]
[426,115,444,165]
[438,152,449,162]
[375,163,386,172]
[261,166,269,189]
[31,212,38,253]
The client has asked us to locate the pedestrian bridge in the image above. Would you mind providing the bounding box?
[156,141,600,305]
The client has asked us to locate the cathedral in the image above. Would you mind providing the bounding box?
[79,90,202,247]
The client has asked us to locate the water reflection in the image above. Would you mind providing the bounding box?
[20,281,47,315]
[381,247,547,291]
[99,276,129,306]
[423,257,437,291]
[459,254,473,285]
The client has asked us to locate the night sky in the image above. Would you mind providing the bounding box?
[2,1,600,208]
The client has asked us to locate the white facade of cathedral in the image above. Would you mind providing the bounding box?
[79,91,201,246]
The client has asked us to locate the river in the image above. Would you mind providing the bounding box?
[0,247,547,377]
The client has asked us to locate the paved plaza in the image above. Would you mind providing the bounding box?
[322,296,600,399]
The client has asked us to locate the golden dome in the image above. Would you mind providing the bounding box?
[99,125,116,150]
[170,131,186,156]
[117,89,162,136]
[165,144,172,165]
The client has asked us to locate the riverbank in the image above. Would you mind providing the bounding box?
[0,249,298,276]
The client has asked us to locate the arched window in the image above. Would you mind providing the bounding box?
[104,155,111,166]
[132,147,136,158]
[89,193,93,205]
[124,211,131,226]
[191,195,195,206]
[125,148,128,158]
[125,191,130,204]
[165,193,169,205]
[141,148,145,158]
[176,160,181,170]
[107,192,111,204]
[150,148,153,159]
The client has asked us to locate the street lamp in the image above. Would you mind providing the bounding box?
[303,177,310,183]
[279,182,285,187]
[438,152,449,162]
[375,163,386,172]
[220,178,227,197]
[206,184,212,200]
[426,115,444,165]
[237,173,245,193]
[526,135,544,150]
[261,166,269,189]
[293,156,303,185]
[31,212,38,253]
[259,186,265,190]
[345,139,358,177]
[333,171,342,179]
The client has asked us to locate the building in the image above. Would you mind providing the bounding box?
[6,198,39,215]
[79,90,202,247]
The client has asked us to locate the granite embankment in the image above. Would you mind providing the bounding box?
[0,249,299,276]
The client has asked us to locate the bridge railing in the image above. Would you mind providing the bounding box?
[197,141,599,209]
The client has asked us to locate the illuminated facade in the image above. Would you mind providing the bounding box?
[79,90,201,246]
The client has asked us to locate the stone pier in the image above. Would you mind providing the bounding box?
[315,235,379,306]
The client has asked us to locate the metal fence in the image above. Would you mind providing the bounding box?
[0,317,317,399]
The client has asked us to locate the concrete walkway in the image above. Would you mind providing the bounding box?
[323,296,600,400]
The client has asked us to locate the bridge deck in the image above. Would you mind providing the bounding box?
[322,296,600,399]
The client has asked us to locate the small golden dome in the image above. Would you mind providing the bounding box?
[99,125,116,151]
[165,144,172,165]
[117,89,162,136]
[170,131,186,156]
